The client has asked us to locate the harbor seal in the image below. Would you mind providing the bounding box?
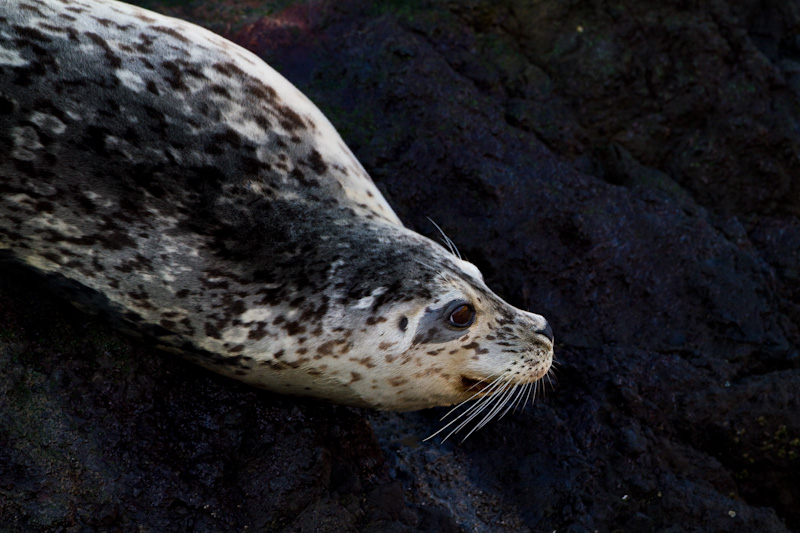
[0,0,553,423]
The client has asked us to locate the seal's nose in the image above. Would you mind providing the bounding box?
[536,322,554,343]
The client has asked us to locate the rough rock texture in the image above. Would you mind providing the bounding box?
[1,0,799,531]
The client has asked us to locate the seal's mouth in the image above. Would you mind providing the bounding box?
[460,375,492,394]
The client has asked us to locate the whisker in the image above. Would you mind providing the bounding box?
[477,382,517,426]
[425,366,551,442]
[542,366,558,394]
[508,381,530,414]
[432,401,489,443]
[506,382,525,415]
[432,370,505,424]
[412,258,438,271]
[450,397,499,440]
[424,374,509,442]
[523,379,535,407]
[461,384,517,440]
[497,384,525,420]
[500,381,528,419]
[426,217,462,260]
[449,386,508,441]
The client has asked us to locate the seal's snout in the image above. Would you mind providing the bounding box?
[536,322,554,343]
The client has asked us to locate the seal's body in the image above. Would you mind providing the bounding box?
[0,0,553,412]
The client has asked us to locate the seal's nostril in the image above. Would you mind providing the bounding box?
[536,322,554,343]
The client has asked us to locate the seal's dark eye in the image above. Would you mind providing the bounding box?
[449,304,475,328]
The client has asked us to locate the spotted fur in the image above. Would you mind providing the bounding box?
[0,0,553,412]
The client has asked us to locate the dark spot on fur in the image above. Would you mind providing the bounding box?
[212,62,245,78]
[206,128,241,155]
[349,356,374,368]
[82,125,110,155]
[229,300,246,315]
[307,149,327,175]
[135,32,155,54]
[41,251,61,264]
[84,31,121,68]
[13,25,52,43]
[248,327,267,341]
[120,126,140,148]
[34,201,53,213]
[210,84,230,98]
[284,321,306,335]
[19,4,45,15]
[247,83,277,101]
[254,114,271,130]
[134,13,156,23]
[145,79,159,95]
[204,322,222,339]
[161,60,187,91]
[463,341,489,355]
[278,104,305,131]
[290,167,312,187]
[0,95,15,115]
[152,25,190,43]
[98,231,137,251]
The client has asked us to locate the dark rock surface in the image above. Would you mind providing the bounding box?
[2,0,799,531]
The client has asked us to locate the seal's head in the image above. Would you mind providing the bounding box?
[343,242,553,412]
